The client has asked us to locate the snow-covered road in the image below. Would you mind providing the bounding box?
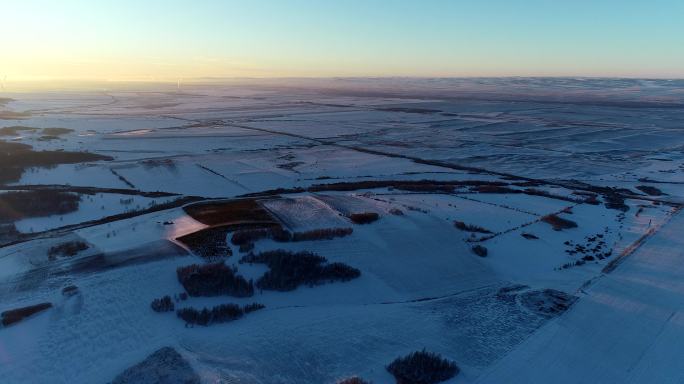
[476,209,684,384]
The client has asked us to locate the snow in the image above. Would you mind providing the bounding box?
[261,196,349,231]
[14,193,176,233]
[75,208,204,253]
[1,78,684,383]
[476,210,684,384]
[374,193,538,234]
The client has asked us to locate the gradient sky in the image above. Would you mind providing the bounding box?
[2,0,683,81]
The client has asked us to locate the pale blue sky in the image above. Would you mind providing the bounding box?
[2,0,683,80]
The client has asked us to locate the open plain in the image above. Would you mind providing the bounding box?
[1,78,684,383]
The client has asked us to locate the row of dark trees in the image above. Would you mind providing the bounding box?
[636,185,664,196]
[522,188,587,204]
[453,220,492,234]
[231,225,354,252]
[240,250,360,291]
[338,349,460,384]
[176,263,254,297]
[0,190,81,222]
[176,303,265,326]
[176,227,232,261]
[541,214,578,231]
[291,227,353,242]
[176,248,360,296]
[471,245,488,257]
[349,212,379,224]
[1,302,53,327]
[150,295,175,312]
[0,139,110,184]
[386,349,459,384]
[48,240,89,259]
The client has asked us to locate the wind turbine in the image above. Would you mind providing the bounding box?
[0,75,6,91]
[177,78,182,92]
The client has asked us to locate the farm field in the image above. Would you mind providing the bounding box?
[1,78,684,383]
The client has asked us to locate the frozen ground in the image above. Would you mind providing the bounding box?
[477,208,684,384]
[0,78,683,383]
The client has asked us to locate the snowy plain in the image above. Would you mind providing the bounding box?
[1,78,683,383]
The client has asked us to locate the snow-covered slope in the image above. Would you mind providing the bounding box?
[477,209,684,384]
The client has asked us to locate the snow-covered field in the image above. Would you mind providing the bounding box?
[1,78,683,383]
[477,208,684,384]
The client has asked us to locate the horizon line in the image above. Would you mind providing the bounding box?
[3,75,684,84]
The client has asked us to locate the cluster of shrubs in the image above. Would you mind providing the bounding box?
[471,245,488,257]
[349,212,379,224]
[576,185,634,210]
[0,126,38,136]
[176,263,254,297]
[386,349,459,384]
[541,214,578,231]
[48,240,89,260]
[558,231,613,270]
[523,188,585,203]
[177,227,232,261]
[291,227,353,242]
[150,296,175,313]
[1,302,53,327]
[41,127,74,136]
[37,135,58,141]
[575,186,630,211]
[559,259,590,269]
[453,220,492,234]
[572,191,601,205]
[0,139,111,184]
[636,185,664,196]
[176,303,265,326]
[243,302,266,313]
[603,193,629,211]
[240,250,361,291]
[0,190,81,222]
[229,225,354,251]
